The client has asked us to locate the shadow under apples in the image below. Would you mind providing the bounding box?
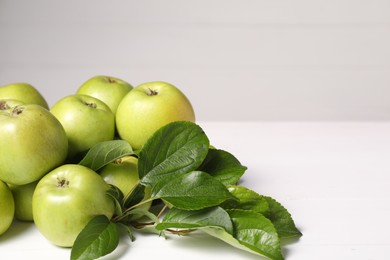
[0,220,35,243]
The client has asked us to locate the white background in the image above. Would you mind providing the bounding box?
[1,0,390,121]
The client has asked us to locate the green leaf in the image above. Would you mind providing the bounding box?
[123,183,146,209]
[151,171,237,210]
[70,215,119,260]
[156,206,234,235]
[106,184,124,217]
[198,149,247,186]
[78,140,134,171]
[228,209,283,260]
[223,186,302,239]
[263,196,302,239]
[138,121,209,186]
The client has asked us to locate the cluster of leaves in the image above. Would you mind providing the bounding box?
[72,121,301,260]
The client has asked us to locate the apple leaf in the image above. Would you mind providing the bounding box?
[151,171,237,210]
[156,206,234,235]
[123,183,146,209]
[106,184,124,217]
[71,215,119,260]
[197,149,247,186]
[228,209,283,260]
[223,186,302,239]
[263,196,302,239]
[78,140,134,171]
[138,121,209,186]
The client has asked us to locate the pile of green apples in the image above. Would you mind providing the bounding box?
[0,76,195,247]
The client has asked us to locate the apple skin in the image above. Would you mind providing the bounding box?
[0,180,15,236]
[50,94,115,159]
[0,104,68,185]
[76,75,133,114]
[116,81,195,150]
[32,164,115,247]
[0,83,49,109]
[8,181,38,221]
[99,156,152,219]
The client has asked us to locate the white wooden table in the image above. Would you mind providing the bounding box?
[2,122,390,259]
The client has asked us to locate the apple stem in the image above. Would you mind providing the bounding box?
[107,77,117,84]
[0,101,9,110]
[147,88,158,96]
[11,106,24,116]
[84,101,97,109]
[57,178,69,188]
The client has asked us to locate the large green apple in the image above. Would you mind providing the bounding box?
[50,94,115,159]
[0,180,14,236]
[76,75,133,114]
[32,164,115,247]
[0,83,49,109]
[116,81,195,150]
[8,181,38,221]
[0,103,68,185]
[99,156,152,219]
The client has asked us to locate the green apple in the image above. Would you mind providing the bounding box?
[99,156,152,219]
[116,81,196,150]
[0,180,14,236]
[50,94,115,159]
[76,75,133,114]
[32,164,115,247]
[0,83,49,109]
[8,181,38,221]
[0,104,68,185]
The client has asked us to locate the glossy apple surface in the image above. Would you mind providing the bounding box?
[0,180,15,236]
[8,181,38,221]
[50,94,115,159]
[116,81,195,150]
[76,75,133,114]
[0,83,49,109]
[0,104,68,185]
[32,164,115,247]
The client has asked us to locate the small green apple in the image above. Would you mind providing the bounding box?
[0,83,49,109]
[8,181,38,221]
[76,75,133,114]
[0,180,15,236]
[32,164,115,247]
[0,103,68,185]
[99,156,152,219]
[116,81,195,150]
[50,94,115,159]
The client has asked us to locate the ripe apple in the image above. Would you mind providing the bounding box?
[99,156,152,219]
[0,83,49,109]
[0,104,68,185]
[50,94,115,159]
[32,164,115,247]
[116,81,196,150]
[0,180,14,236]
[8,181,38,221]
[76,75,133,114]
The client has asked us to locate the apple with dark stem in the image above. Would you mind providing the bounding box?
[32,164,115,247]
[116,81,195,150]
[0,103,68,185]
[76,75,133,114]
[50,94,115,160]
